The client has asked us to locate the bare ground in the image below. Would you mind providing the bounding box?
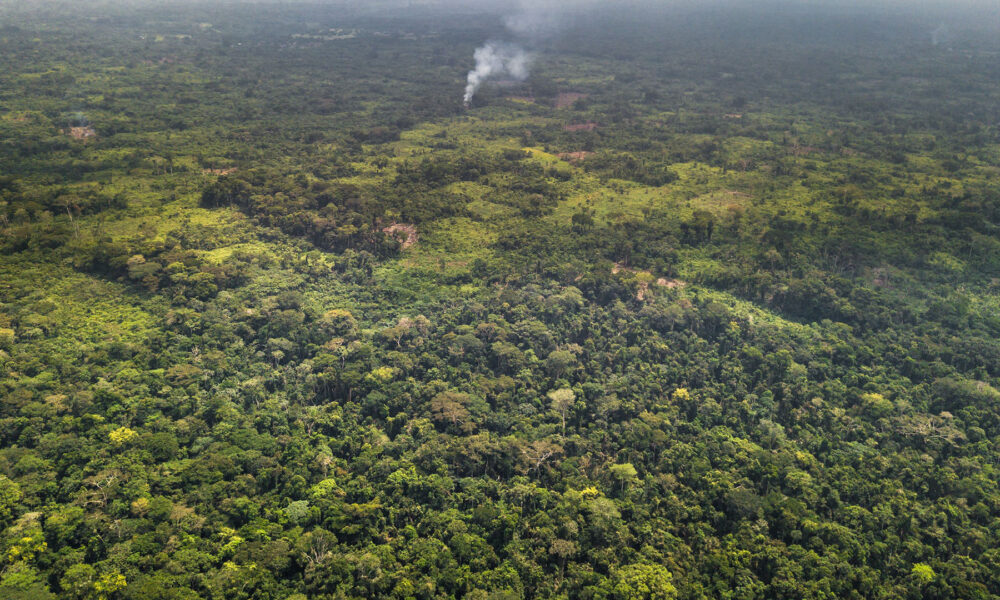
[613,263,686,300]
[67,127,97,140]
[383,223,418,249]
[557,151,593,163]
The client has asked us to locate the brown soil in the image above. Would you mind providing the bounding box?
[613,263,686,299]
[202,168,238,176]
[382,223,418,249]
[68,126,97,140]
[656,278,686,289]
[555,92,588,109]
[637,278,689,301]
[563,122,598,132]
[557,151,593,163]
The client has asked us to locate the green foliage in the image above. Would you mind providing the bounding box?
[1,3,1000,600]
[0,565,57,600]
[611,563,677,600]
[0,475,21,526]
[911,563,936,585]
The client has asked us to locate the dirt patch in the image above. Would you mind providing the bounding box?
[555,92,588,109]
[557,151,593,163]
[563,122,598,132]
[613,263,686,300]
[724,113,743,119]
[656,278,686,289]
[641,277,687,299]
[67,126,97,141]
[382,223,418,249]
[202,168,238,176]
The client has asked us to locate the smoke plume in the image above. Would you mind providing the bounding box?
[930,24,951,47]
[463,0,574,105]
[464,42,533,105]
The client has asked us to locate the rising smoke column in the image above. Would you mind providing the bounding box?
[462,0,564,106]
[463,42,533,106]
[462,0,599,105]
[931,24,951,47]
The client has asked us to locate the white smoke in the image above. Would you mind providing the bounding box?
[464,42,534,105]
[461,0,613,105]
[930,23,951,47]
[463,0,573,105]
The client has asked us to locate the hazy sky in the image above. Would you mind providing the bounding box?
[1,0,997,28]
[2,0,998,9]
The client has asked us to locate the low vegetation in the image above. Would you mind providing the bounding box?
[1,2,999,599]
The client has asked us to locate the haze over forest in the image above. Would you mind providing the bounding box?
[1,0,1000,599]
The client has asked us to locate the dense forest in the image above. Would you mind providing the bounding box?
[2,1,1000,598]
